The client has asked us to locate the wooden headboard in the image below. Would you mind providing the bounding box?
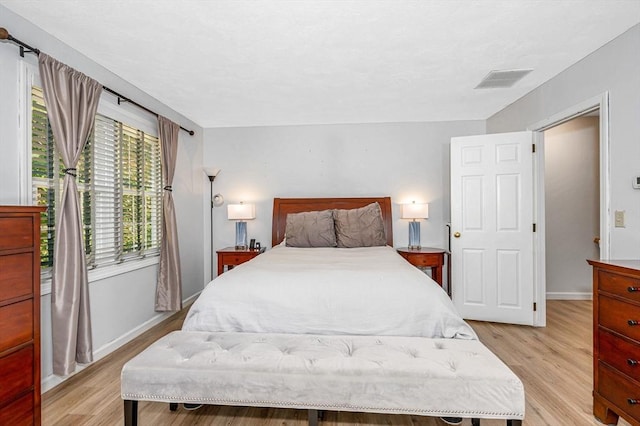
[272,197,393,247]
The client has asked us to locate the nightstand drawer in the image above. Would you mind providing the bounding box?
[407,254,439,267]
[224,254,251,265]
[217,247,264,276]
[396,247,446,287]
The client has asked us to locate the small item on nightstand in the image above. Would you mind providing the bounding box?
[255,242,261,250]
[249,238,256,250]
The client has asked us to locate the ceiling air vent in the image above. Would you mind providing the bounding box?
[475,69,533,89]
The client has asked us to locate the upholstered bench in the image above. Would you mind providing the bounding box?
[121,331,524,425]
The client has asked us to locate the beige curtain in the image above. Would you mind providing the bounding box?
[39,53,103,376]
[155,116,182,311]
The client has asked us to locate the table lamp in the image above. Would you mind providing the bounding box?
[401,202,429,250]
[227,203,255,249]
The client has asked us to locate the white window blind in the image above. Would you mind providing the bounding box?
[31,86,58,268]
[31,86,162,272]
[143,132,162,254]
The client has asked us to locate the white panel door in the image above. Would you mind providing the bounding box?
[450,132,534,325]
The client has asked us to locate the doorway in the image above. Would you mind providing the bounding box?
[543,114,600,299]
[529,92,610,325]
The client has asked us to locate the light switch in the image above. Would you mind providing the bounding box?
[615,210,625,228]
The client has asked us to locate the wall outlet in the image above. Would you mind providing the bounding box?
[614,210,625,228]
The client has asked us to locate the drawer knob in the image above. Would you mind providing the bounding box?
[629,398,639,405]
[629,286,640,292]
[628,359,639,366]
[628,320,640,326]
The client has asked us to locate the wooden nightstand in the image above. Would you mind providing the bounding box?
[217,247,264,276]
[397,247,446,287]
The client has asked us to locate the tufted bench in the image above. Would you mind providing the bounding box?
[121,331,524,425]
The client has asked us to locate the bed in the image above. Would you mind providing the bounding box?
[123,197,523,425]
[183,196,475,340]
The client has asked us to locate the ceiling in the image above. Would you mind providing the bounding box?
[1,0,639,128]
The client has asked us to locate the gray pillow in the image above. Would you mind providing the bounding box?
[333,202,387,248]
[285,210,337,247]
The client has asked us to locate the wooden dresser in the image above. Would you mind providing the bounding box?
[0,206,45,425]
[588,259,640,426]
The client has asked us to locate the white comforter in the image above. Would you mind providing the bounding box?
[183,245,476,339]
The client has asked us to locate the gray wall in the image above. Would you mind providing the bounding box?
[488,24,640,260]
[0,5,206,388]
[204,120,486,266]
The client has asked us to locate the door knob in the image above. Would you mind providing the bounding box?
[454,232,461,238]
[594,237,600,245]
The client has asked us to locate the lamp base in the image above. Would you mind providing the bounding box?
[408,221,421,250]
[235,221,248,250]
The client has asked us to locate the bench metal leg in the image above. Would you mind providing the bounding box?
[469,418,521,426]
[468,419,521,426]
[169,402,178,411]
[124,400,138,426]
[308,409,318,426]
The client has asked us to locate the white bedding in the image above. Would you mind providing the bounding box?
[183,245,476,340]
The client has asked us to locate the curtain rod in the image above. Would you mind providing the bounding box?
[0,27,195,136]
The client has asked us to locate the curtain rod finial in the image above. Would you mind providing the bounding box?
[0,28,9,40]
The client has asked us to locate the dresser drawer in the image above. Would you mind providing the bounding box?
[0,345,34,404]
[0,391,34,426]
[598,363,640,421]
[599,330,640,381]
[0,253,34,302]
[599,296,640,342]
[0,299,33,352]
[0,217,34,251]
[599,269,640,304]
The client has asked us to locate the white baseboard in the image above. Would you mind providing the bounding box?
[41,291,201,393]
[546,292,592,300]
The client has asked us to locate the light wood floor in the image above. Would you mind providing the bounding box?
[42,300,630,426]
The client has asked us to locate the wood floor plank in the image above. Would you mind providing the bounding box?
[41,300,632,425]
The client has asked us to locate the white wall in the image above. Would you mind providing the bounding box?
[488,24,640,260]
[544,117,600,298]
[0,5,206,389]
[204,120,485,277]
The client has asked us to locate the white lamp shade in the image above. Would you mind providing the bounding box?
[203,167,221,178]
[401,203,429,220]
[227,203,255,220]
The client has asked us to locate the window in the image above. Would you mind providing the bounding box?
[31,86,162,272]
